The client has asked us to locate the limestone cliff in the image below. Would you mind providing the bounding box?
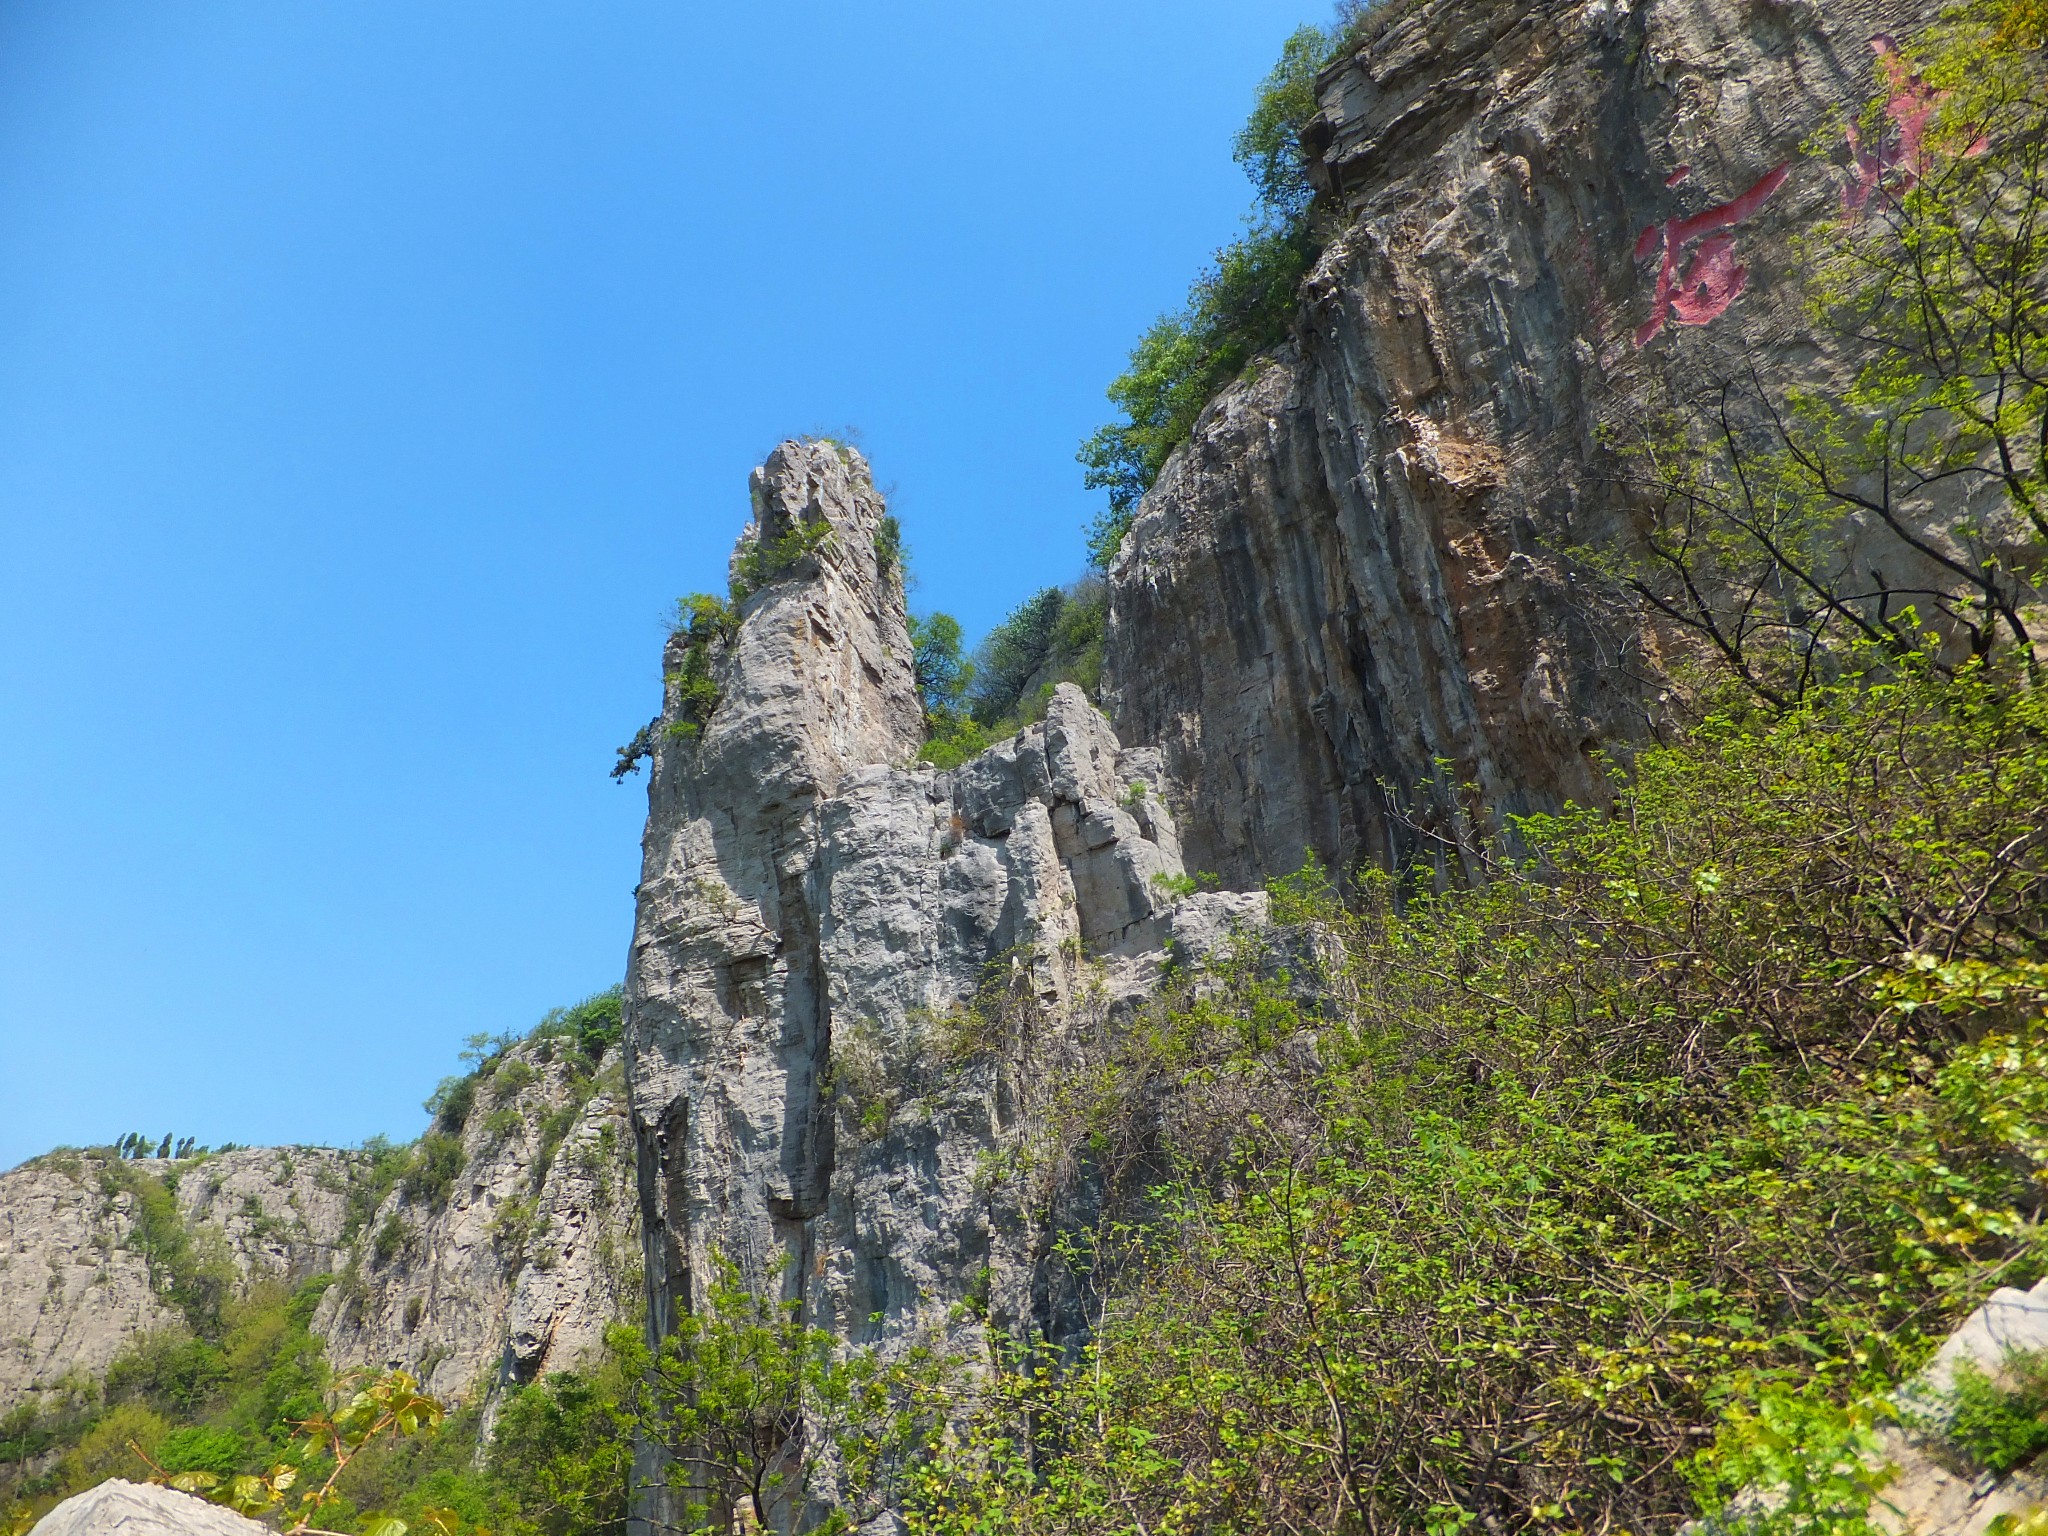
[1104,0,1933,886]
[623,441,1260,1397]
[0,1035,638,1416]
[0,1148,354,1413]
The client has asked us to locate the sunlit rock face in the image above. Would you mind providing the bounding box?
[1104,0,1931,888]
[0,1052,640,1421]
[622,440,1262,1526]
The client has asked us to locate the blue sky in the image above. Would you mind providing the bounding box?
[0,0,1320,1169]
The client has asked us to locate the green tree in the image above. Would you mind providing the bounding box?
[636,1258,947,1535]
[1078,23,1336,568]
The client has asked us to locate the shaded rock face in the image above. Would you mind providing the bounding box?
[1104,0,1928,887]
[624,442,1255,1390]
[0,1042,639,1416]
[0,1148,353,1412]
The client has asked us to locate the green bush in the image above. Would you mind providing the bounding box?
[425,1073,477,1135]
[401,1132,466,1210]
[373,1214,407,1266]
[1078,24,1334,567]
[155,1426,244,1479]
[1944,1355,2048,1475]
[964,580,1108,731]
[730,518,833,601]
[533,989,624,1066]
[896,655,2048,1536]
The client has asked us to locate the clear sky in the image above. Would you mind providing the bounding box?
[0,0,1321,1170]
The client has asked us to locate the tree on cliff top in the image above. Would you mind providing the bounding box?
[1077,21,1336,570]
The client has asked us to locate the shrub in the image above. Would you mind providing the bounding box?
[373,1214,407,1267]
[534,988,624,1066]
[1078,24,1336,567]
[1944,1355,2048,1475]
[156,1426,244,1479]
[425,1073,477,1135]
[965,580,1108,730]
[401,1132,465,1211]
[730,517,833,602]
[104,1333,229,1415]
[896,655,2048,1536]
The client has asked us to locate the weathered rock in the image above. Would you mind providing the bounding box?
[0,1147,353,1412]
[27,1480,273,1536]
[313,1041,640,1407]
[0,1041,640,1419]
[623,443,1263,1527]
[1105,0,1938,887]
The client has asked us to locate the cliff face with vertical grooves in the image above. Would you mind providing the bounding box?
[623,2,1945,1419]
[1103,0,1926,887]
[622,442,1264,1425]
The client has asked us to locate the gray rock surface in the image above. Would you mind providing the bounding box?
[1,1041,640,1418]
[623,443,1263,1488]
[314,1040,641,1407]
[0,1147,353,1412]
[28,1480,273,1536]
[1104,0,1938,887]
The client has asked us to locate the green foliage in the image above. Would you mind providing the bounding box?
[485,1328,645,1536]
[1078,19,1339,566]
[1232,25,1328,223]
[157,1427,246,1479]
[874,515,904,581]
[916,714,990,771]
[531,989,624,1067]
[730,517,833,602]
[373,1216,407,1267]
[909,612,973,720]
[97,1164,235,1336]
[1689,1388,1893,1536]
[424,1075,477,1136]
[636,1257,951,1535]
[1942,1354,2048,1475]
[400,1133,465,1211]
[909,609,990,767]
[896,655,2048,1535]
[1079,224,1315,567]
[966,580,1108,731]
[490,1061,538,1105]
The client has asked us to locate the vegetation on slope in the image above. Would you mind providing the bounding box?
[0,991,633,1536]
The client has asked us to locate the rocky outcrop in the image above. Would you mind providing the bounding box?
[314,1040,640,1406]
[623,442,1260,1420]
[27,1480,274,1536]
[1104,0,1932,887]
[0,1037,639,1417]
[0,1148,354,1412]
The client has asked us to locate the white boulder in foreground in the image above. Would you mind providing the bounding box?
[28,1480,275,1536]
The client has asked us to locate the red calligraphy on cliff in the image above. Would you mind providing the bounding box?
[1843,35,1986,216]
[1633,161,1791,348]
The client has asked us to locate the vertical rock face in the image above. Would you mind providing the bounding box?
[314,1040,640,1405]
[624,442,1254,1400]
[1104,0,1926,887]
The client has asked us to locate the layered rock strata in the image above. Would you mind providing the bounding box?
[1104,0,1933,887]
